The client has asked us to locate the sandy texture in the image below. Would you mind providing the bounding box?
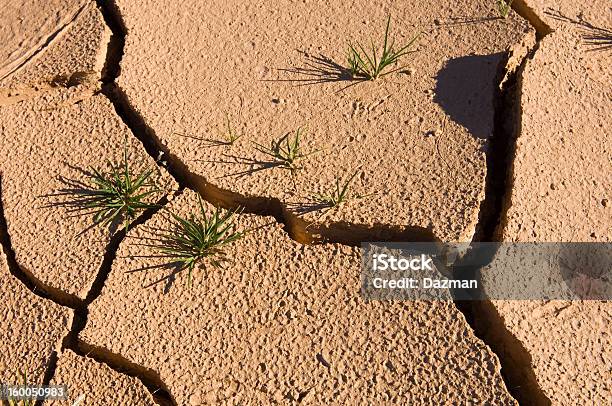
[0,247,71,385]
[0,0,84,79]
[0,1,109,92]
[506,28,610,243]
[520,0,611,31]
[115,0,533,242]
[482,27,611,404]
[0,87,176,302]
[82,189,515,405]
[47,350,156,405]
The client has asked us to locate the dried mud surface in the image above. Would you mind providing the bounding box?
[114,0,533,242]
[0,0,86,81]
[481,23,612,406]
[0,246,71,385]
[0,0,610,404]
[520,0,611,31]
[0,88,175,302]
[47,350,156,405]
[0,0,109,104]
[82,189,515,405]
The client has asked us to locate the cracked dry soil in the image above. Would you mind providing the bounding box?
[0,0,610,405]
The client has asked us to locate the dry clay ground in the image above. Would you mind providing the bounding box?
[0,0,610,405]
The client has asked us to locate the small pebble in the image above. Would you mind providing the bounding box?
[602,199,608,207]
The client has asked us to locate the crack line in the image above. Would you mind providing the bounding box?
[0,2,90,82]
[451,4,555,404]
[89,2,555,406]
[0,175,82,308]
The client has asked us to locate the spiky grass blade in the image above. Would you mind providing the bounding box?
[219,112,243,145]
[498,0,514,18]
[347,15,420,80]
[311,170,373,210]
[85,163,159,229]
[216,96,245,145]
[151,196,243,286]
[254,127,319,171]
[58,139,161,230]
[7,371,34,406]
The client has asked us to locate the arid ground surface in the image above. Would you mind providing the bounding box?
[0,0,610,405]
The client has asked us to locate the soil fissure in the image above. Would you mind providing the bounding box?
[451,6,554,404]
[89,1,552,405]
[0,176,82,308]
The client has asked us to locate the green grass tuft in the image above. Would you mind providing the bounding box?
[218,96,245,145]
[497,0,514,18]
[73,140,160,230]
[254,127,319,171]
[347,15,420,80]
[311,170,374,210]
[219,112,243,145]
[152,196,243,286]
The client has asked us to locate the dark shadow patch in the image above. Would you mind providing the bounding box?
[434,53,504,139]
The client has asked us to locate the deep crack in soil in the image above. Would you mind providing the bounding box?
[13,0,555,405]
[60,193,180,406]
[94,0,440,246]
[0,176,81,308]
[451,6,553,404]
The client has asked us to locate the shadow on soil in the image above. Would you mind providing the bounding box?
[436,15,502,27]
[434,53,504,140]
[271,51,367,92]
[92,1,554,406]
[545,10,612,52]
[61,192,178,405]
[448,36,553,405]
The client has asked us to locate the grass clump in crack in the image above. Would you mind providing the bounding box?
[47,136,162,232]
[70,139,160,230]
[254,127,319,171]
[152,196,243,286]
[311,170,374,212]
[497,0,513,18]
[347,15,420,80]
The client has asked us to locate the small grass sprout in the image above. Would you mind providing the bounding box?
[497,0,514,19]
[218,112,243,145]
[76,141,160,230]
[347,15,420,80]
[153,196,243,286]
[311,170,374,210]
[254,127,319,171]
[218,96,245,145]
